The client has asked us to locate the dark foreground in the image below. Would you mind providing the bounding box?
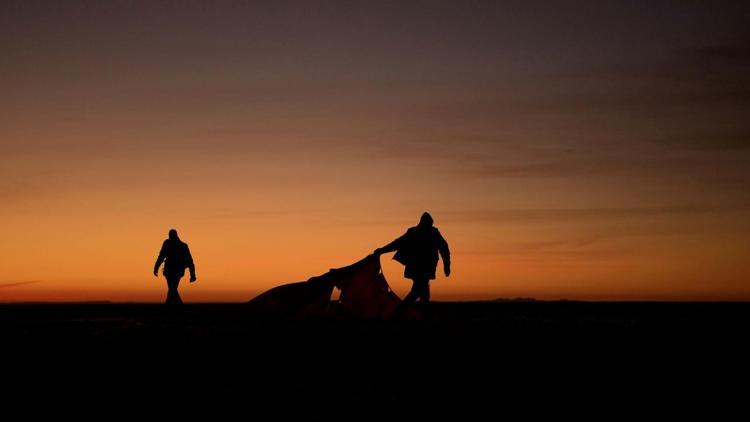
[1,302,748,418]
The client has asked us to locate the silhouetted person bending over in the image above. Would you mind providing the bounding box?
[374,212,450,315]
[153,229,196,305]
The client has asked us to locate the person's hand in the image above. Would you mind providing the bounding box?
[190,275,197,283]
[444,265,451,277]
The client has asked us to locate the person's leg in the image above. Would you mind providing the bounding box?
[415,278,432,318]
[165,276,174,304]
[393,279,420,317]
[402,281,421,306]
[420,279,430,304]
[165,275,183,305]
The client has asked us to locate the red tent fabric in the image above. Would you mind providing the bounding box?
[247,255,411,319]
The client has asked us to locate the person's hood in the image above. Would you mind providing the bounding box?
[418,212,434,227]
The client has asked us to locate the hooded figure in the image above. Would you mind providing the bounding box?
[374,212,450,310]
[153,229,196,305]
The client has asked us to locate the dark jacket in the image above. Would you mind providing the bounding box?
[154,239,195,279]
[379,225,450,280]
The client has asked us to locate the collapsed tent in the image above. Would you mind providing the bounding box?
[247,255,413,318]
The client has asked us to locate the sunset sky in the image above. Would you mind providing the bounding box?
[1,1,749,302]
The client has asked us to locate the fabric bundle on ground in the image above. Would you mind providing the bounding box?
[247,255,406,318]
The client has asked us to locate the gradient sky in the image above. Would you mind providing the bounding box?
[2,1,749,302]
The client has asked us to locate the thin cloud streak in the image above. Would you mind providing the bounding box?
[0,281,42,289]
[441,205,748,224]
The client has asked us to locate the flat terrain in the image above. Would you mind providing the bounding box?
[1,302,748,418]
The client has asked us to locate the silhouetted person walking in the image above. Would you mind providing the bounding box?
[374,212,450,316]
[153,229,196,305]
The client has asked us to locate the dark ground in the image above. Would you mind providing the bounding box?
[1,302,748,418]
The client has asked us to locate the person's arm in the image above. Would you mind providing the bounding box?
[153,241,166,277]
[186,245,196,282]
[438,230,451,277]
[374,231,408,255]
